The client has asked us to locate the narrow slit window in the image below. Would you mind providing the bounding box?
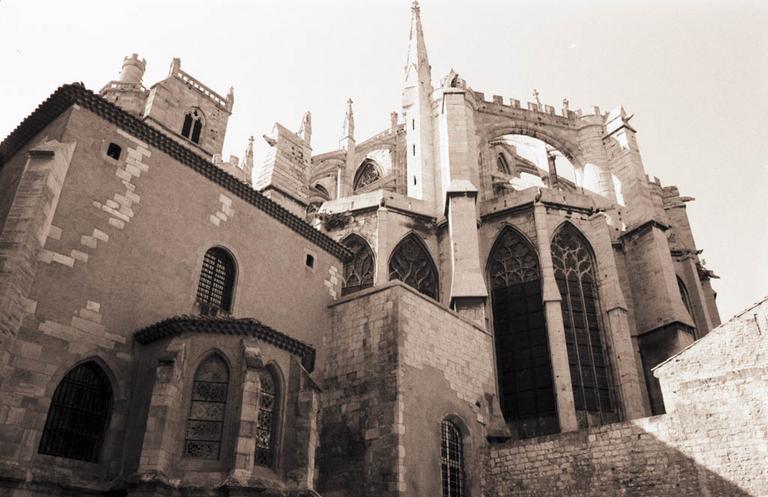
[255,370,279,467]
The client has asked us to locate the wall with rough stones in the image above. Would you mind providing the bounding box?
[321,281,496,497]
[0,104,341,494]
[485,297,768,497]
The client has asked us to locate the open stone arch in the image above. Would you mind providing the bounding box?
[480,123,585,171]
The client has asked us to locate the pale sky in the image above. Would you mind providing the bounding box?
[1,0,766,320]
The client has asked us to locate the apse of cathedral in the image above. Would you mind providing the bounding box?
[1,2,766,497]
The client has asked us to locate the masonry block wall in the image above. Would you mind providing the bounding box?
[485,297,768,497]
[0,98,343,494]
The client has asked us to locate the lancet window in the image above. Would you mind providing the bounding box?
[551,224,616,423]
[182,109,204,144]
[389,234,438,300]
[440,419,464,497]
[254,369,278,467]
[341,234,375,296]
[184,354,229,459]
[488,227,557,437]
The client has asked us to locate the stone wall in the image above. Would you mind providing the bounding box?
[486,297,768,497]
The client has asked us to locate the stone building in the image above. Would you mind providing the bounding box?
[1,3,764,497]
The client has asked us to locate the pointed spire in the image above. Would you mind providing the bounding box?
[241,135,254,169]
[404,0,431,85]
[342,98,355,141]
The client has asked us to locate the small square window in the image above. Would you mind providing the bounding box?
[305,253,315,269]
[106,143,122,160]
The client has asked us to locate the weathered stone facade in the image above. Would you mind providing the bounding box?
[0,2,761,497]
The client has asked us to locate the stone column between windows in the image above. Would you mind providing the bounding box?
[588,213,646,419]
[533,202,578,432]
[137,341,186,475]
[230,340,264,482]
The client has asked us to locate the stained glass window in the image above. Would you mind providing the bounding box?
[551,224,616,421]
[488,228,557,437]
[341,234,375,296]
[38,361,112,462]
[254,370,277,467]
[440,420,464,497]
[389,234,438,300]
[184,355,229,459]
[197,248,235,316]
[353,160,381,191]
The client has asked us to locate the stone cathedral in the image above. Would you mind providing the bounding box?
[1,3,766,497]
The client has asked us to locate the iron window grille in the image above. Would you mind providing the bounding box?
[196,248,235,316]
[440,420,464,497]
[38,361,112,462]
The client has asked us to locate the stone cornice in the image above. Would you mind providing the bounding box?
[0,83,352,263]
[134,315,316,372]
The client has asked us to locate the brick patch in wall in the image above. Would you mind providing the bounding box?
[209,193,234,226]
[323,265,340,299]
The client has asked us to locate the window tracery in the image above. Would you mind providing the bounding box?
[488,228,557,437]
[389,234,438,300]
[341,234,374,296]
[254,370,277,467]
[184,354,229,459]
[39,361,113,462]
[353,160,381,191]
[551,224,616,420]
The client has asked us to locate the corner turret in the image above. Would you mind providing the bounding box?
[100,53,148,116]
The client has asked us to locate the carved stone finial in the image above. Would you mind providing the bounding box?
[533,89,541,106]
[411,0,420,12]
[562,98,569,110]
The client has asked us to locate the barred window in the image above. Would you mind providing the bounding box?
[197,248,235,316]
[440,420,464,497]
[488,227,557,437]
[551,223,616,422]
[255,370,278,467]
[389,234,438,300]
[341,234,374,296]
[38,361,112,462]
[184,355,229,459]
[182,109,204,144]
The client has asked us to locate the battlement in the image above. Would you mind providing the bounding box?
[169,59,233,112]
[471,90,611,127]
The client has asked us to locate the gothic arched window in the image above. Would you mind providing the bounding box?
[488,227,557,437]
[341,234,375,296]
[389,234,438,300]
[496,153,510,174]
[182,109,204,144]
[440,419,464,497]
[255,369,279,467]
[184,354,229,459]
[197,248,236,316]
[39,361,112,462]
[677,276,694,320]
[353,159,381,191]
[551,224,616,424]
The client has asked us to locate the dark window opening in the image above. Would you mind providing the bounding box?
[184,355,229,459]
[255,370,278,467]
[182,109,204,144]
[305,253,315,268]
[106,143,122,160]
[440,420,464,497]
[551,224,617,426]
[488,228,558,438]
[38,361,112,462]
[412,144,416,156]
[389,234,438,300]
[197,248,235,316]
[341,234,374,296]
[412,119,415,130]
